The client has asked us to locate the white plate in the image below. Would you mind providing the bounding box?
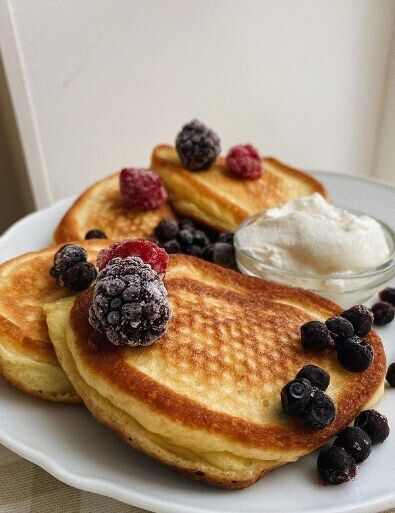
[0,172,394,513]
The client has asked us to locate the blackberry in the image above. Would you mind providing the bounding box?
[337,336,374,372]
[175,119,220,171]
[202,244,214,262]
[281,378,314,416]
[218,232,234,245]
[89,256,171,346]
[333,426,372,463]
[85,230,107,240]
[213,242,236,269]
[354,410,390,444]
[176,229,194,250]
[302,389,336,429]
[295,364,330,391]
[154,219,179,243]
[317,446,357,485]
[386,363,395,387]
[340,305,374,337]
[50,244,87,279]
[379,287,395,306]
[162,239,181,254]
[300,321,333,352]
[61,261,97,291]
[186,245,203,258]
[325,316,354,342]
[192,230,210,248]
[371,301,395,326]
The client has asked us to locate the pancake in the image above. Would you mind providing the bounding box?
[151,145,328,232]
[54,172,175,243]
[45,255,385,488]
[0,241,109,402]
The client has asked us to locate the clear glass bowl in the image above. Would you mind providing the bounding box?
[234,211,395,308]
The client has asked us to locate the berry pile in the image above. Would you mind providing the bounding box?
[300,305,375,373]
[50,244,97,292]
[317,409,389,485]
[281,364,336,430]
[120,168,168,210]
[154,218,237,270]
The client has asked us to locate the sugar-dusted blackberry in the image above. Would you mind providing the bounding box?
[162,239,181,254]
[371,301,395,326]
[186,245,203,258]
[202,244,214,262]
[296,364,330,391]
[218,232,234,245]
[176,229,194,250]
[179,218,195,231]
[61,261,97,292]
[387,363,395,387]
[379,287,395,306]
[317,446,357,485]
[340,305,374,336]
[302,388,336,429]
[175,119,220,171]
[85,229,107,240]
[213,242,236,269]
[300,320,333,352]
[50,244,88,279]
[337,336,374,372]
[333,427,372,463]
[192,230,210,248]
[154,219,179,243]
[89,256,171,346]
[354,409,390,444]
[281,378,314,416]
[325,316,354,342]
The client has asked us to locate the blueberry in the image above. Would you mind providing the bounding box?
[354,410,390,444]
[296,364,330,391]
[340,305,374,337]
[337,336,374,372]
[202,244,214,262]
[333,427,372,463]
[387,363,395,387]
[85,229,107,240]
[300,321,333,352]
[192,230,210,248]
[179,218,195,231]
[317,446,357,485]
[325,316,354,341]
[281,378,313,416]
[302,389,336,429]
[186,244,203,257]
[218,232,234,244]
[162,239,181,254]
[61,261,97,292]
[154,219,179,242]
[371,302,395,326]
[213,242,236,269]
[50,244,88,279]
[176,229,194,250]
[379,287,395,306]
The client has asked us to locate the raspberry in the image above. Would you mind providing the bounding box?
[226,144,262,179]
[89,256,171,346]
[120,168,167,210]
[97,238,169,277]
[175,120,220,171]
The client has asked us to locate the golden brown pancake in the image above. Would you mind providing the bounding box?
[46,255,385,487]
[0,240,109,401]
[151,145,328,231]
[54,172,175,243]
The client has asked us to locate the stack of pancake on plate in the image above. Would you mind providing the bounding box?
[0,142,386,488]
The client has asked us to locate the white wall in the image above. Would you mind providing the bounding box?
[1,0,394,208]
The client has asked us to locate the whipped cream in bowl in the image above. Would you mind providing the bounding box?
[234,193,395,307]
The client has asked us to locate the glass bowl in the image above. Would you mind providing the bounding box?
[234,211,395,308]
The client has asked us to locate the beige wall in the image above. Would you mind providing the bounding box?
[0,55,33,233]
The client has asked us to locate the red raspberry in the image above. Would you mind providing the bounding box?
[120,168,168,209]
[97,238,169,277]
[226,144,262,179]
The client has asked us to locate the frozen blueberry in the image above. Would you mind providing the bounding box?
[176,229,194,250]
[300,321,333,352]
[213,242,236,269]
[354,410,390,444]
[186,244,203,257]
[333,426,372,463]
[340,305,374,337]
[325,316,354,342]
[371,302,395,326]
[379,287,395,306]
[85,229,107,240]
[162,239,181,254]
[296,365,330,391]
[192,230,210,248]
[317,446,357,485]
[154,219,179,242]
[281,378,314,416]
[387,363,395,387]
[337,336,374,372]
[202,244,214,262]
[302,389,336,429]
[218,232,234,245]
[61,261,97,292]
[179,218,195,231]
